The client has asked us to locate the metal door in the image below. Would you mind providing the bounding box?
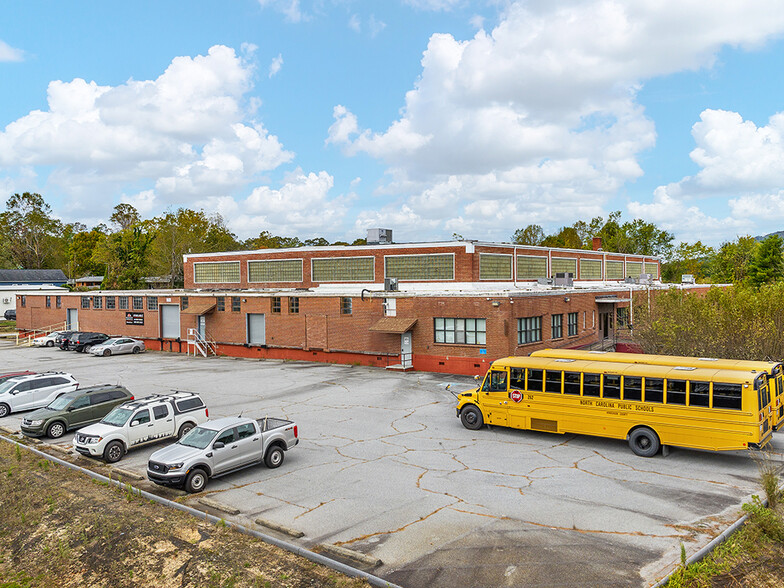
[400,331,412,368]
[197,315,206,339]
[160,304,181,339]
[247,313,266,345]
[66,309,78,330]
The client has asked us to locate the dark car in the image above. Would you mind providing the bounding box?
[3,309,15,321]
[57,331,79,350]
[69,332,110,353]
[21,384,134,438]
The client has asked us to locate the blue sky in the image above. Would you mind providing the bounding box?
[2,1,784,247]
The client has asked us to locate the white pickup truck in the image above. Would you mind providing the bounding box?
[146,416,299,493]
[73,391,209,463]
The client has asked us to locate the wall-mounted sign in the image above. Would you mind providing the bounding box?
[126,312,144,325]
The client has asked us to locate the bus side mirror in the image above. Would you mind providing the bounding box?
[474,375,481,382]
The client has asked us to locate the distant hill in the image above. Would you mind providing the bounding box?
[754,231,784,242]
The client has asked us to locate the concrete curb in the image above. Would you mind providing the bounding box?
[255,518,304,538]
[110,467,145,481]
[318,543,383,568]
[198,496,241,515]
[0,426,17,435]
[47,444,73,455]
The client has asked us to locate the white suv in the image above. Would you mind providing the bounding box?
[0,372,79,417]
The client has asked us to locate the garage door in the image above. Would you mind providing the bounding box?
[247,313,266,345]
[160,304,181,339]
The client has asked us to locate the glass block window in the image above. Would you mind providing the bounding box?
[231,297,241,312]
[434,318,486,345]
[341,297,352,315]
[605,260,624,280]
[93,296,102,309]
[479,254,512,280]
[133,296,144,310]
[518,316,542,344]
[271,297,280,313]
[147,297,158,311]
[312,257,374,282]
[106,297,116,310]
[216,296,225,312]
[517,256,547,279]
[81,297,90,309]
[644,261,658,278]
[385,254,454,281]
[568,312,579,336]
[193,261,241,283]
[289,297,299,314]
[551,257,576,277]
[119,296,128,310]
[626,261,643,278]
[248,259,303,283]
[580,259,602,280]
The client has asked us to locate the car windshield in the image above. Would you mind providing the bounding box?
[101,407,133,427]
[101,338,119,346]
[46,396,75,411]
[178,426,218,450]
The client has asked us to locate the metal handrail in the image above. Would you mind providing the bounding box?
[186,328,217,357]
[15,320,68,346]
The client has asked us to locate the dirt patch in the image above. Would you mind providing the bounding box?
[0,438,370,588]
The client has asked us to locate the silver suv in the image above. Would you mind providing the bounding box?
[0,372,78,417]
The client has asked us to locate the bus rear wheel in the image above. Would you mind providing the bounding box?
[460,405,484,431]
[628,427,660,457]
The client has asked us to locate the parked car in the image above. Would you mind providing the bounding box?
[0,370,35,385]
[73,391,209,463]
[21,384,134,438]
[90,337,145,357]
[32,331,68,347]
[68,332,109,353]
[147,416,299,493]
[0,372,78,418]
[57,331,79,350]
[3,309,16,321]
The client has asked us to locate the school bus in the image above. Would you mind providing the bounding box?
[455,356,772,456]
[530,349,782,430]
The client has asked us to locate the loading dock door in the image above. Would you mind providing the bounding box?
[66,309,78,331]
[160,304,181,339]
[247,313,266,345]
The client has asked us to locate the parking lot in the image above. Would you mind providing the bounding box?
[1,342,782,587]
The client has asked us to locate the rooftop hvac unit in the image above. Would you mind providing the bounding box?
[367,228,393,245]
[537,278,553,285]
[638,273,652,285]
[553,272,574,287]
[384,277,399,291]
[624,276,638,284]
[681,274,695,284]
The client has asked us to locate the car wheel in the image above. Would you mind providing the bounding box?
[264,446,285,468]
[0,403,10,418]
[628,427,660,457]
[46,340,54,347]
[103,440,125,463]
[83,345,92,353]
[185,469,208,493]
[103,349,111,357]
[132,347,141,354]
[460,405,484,430]
[47,421,66,439]
[178,422,195,439]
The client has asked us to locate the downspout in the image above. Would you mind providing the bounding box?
[513,246,519,288]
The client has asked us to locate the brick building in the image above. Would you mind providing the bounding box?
[16,236,675,375]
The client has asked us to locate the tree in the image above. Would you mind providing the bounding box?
[746,235,784,288]
[660,241,715,283]
[244,231,303,250]
[94,226,155,289]
[0,192,63,269]
[110,203,141,230]
[710,236,758,284]
[512,224,545,246]
[68,228,106,279]
[542,226,582,249]
[303,237,330,247]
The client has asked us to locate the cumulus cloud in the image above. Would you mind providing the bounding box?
[329,0,784,241]
[403,0,463,11]
[257,0,304,23]
[268,53,283,78]
[0,40,23,62]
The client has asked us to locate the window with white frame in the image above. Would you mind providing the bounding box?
[434,318,486,345]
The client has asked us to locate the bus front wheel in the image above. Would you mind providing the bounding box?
[460,405,484,431]
[628,427,660,457]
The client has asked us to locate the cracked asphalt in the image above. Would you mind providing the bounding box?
[1,343,782,587]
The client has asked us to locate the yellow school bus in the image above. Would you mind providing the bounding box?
[530,349,781,430]
[456,356,772,456]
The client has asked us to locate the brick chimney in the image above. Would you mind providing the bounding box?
[592,237,603,251]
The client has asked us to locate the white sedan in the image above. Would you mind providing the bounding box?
[32,331,67,347]
[89,337,146,357]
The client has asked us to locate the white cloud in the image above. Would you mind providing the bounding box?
[257,0,304,23]
[403,0,463,11]
[0,40,23,62]
[368,15,386,38]
[348,14,361,33]
[121,190,158,215]
[269,53,283,78]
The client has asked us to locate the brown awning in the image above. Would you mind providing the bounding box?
[180,298,217,315]
[369,317,418,333]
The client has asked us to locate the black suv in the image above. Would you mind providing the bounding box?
[57,331,79,350]
[3,309,15,320]
[69,332,110,353]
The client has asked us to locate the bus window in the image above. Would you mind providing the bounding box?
[545,370,563,393]
[510,367,525,390]
[528,369,544,392]
[603,374,621,399]
[756,376,770,410]
[623,376,642,401]
[482,371,508,392]
[564,372,581,395]
[583,373,600,397]
[690,381,710,407]
[713,382,742,410]
[667,380,687,405]
[644,378,664,403]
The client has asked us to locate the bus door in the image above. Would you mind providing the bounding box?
[756,375,772,444]
[773,365,784,428]
[480,369,509,426]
